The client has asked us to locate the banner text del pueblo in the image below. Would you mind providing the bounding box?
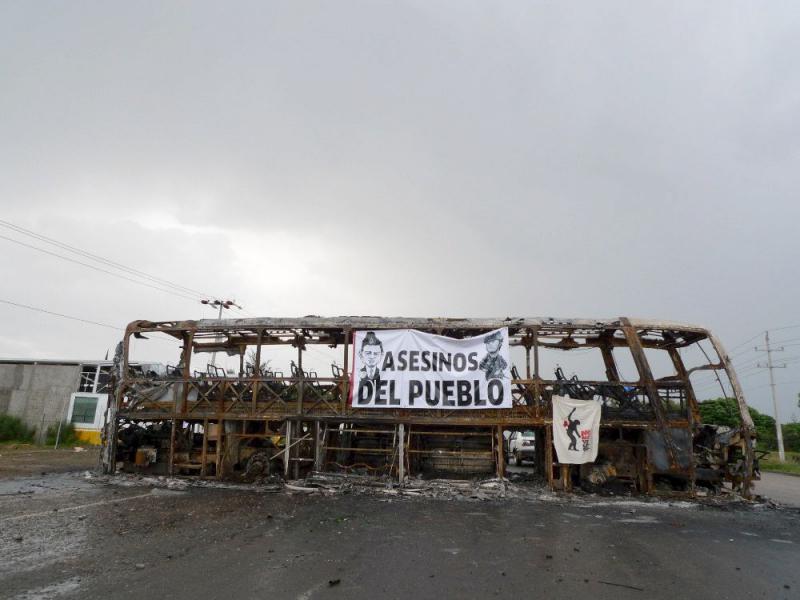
[350,328,513,410]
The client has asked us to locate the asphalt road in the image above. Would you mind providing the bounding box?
[1,472,798,600]
[755,472,800,508]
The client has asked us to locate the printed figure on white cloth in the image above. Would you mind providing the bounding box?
[565,407,581,451]
[552,395,601,463]
[358,331,383,382]
[478,330,508,380]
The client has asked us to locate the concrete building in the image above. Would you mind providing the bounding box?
[0,359,162,445]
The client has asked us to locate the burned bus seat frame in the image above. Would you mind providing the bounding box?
[101,316,756,498]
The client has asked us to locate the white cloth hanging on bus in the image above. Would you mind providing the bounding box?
[552,395,601,464]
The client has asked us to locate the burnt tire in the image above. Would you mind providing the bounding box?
[244,450,271,479]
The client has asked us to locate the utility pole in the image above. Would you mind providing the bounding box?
[201,299,242,367]
[756,330,786,463]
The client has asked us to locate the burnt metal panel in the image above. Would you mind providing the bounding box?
[105,314,754,498]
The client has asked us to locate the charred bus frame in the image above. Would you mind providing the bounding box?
[103,316,756,497]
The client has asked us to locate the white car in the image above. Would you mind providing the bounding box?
[508,430,536,465]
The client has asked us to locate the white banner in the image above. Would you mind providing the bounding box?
[350,328,512,410]
[552,395,601,464]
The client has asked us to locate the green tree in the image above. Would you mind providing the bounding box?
[698,397,741,428]
[698,397,777,451]
[782,423,800,453]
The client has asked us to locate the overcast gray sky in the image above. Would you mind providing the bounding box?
[1,2,799,420]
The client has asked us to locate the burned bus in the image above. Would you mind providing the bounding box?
[102,316,756,497]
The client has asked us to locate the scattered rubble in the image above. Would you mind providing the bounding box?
[82,470,782,511]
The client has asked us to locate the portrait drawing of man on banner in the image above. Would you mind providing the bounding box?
[359,331,383,382]
[479,330,508,380]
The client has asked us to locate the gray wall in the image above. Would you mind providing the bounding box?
[0,363,81,443]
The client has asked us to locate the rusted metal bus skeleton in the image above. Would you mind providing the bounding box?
[102,316,757,497]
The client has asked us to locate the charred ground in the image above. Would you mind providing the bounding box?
[1,450,798,600]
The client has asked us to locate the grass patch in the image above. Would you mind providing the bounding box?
[0,414,36,443]
[761,451,800,476]
[45,422,81,446]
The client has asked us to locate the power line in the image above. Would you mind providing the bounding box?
[725,325,800,356]
[731,363,759,379]
[674,329,800,392]
[0,219,217,299]
[0,233,200,302]
[743,379,800,392]
[732,354,763,369]
[0,298,121,331]
[726,332,763,354]
[729,345,757,360]
[731,353,800,373]
[730,337,800,364]
[693,369,764,393]
[0,220,251,314]
[0,297,182,350]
